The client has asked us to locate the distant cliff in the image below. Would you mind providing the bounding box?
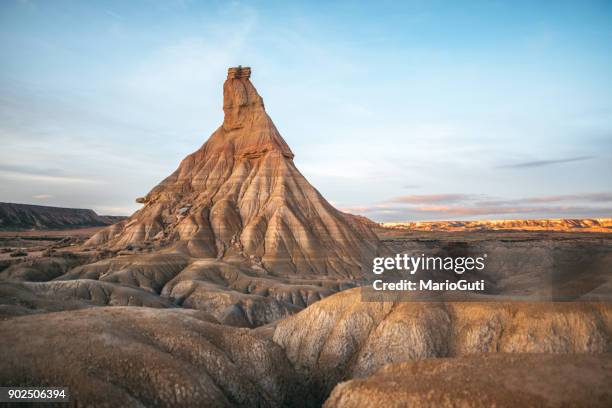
[0,202,126,230]
[382,218,612,232]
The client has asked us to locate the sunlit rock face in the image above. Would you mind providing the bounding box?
[273,287,612,403]
[324,354,612,408]
[87,67,382,278]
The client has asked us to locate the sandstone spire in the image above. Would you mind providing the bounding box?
[88,67,382,278]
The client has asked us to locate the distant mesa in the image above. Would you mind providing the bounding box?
[382,218,612,233]
[0,202,125,231]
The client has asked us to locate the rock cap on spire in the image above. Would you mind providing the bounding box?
[227,66,251,79]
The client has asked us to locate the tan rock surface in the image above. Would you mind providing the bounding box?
[273,287,612,402]
[48,251,355,327]
[324,354,612,407]
[58,251,190,292]
[160,259,348,327]
[0,307,304,407]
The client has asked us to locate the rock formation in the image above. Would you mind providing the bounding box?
[88,66,382,278]
[0,67,383,327]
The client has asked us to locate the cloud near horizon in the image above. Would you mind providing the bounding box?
[474,192,612,207]
[386,194,477,204]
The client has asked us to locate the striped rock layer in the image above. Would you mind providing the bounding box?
[88,67,381,278]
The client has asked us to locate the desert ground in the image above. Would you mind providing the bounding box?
[1,224,611,406]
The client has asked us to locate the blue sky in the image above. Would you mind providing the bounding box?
[1,0,611,221]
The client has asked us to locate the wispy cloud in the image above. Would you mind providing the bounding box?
[524,193,612,203]
[475,192,612,206]
[0,164,99,184]
[356,204,612,221]
[0,164,65,177]
[0,171,98,184]
[498,156,595,169]
[386,194,476,204]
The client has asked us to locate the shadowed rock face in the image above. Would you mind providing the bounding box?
[0,307,305,407]
[0,280,174,318]
[324,354,612,408]
[87,67,382,279]
[0,255,89,282]
[273,287,612,403]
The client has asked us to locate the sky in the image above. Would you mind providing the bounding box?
[0,0,611,221]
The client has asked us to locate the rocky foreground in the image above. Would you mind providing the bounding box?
[274,288,612,403]
[0,286,611,406]
[325,354,612,407]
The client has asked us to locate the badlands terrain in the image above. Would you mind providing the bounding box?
[1,67,611,407]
